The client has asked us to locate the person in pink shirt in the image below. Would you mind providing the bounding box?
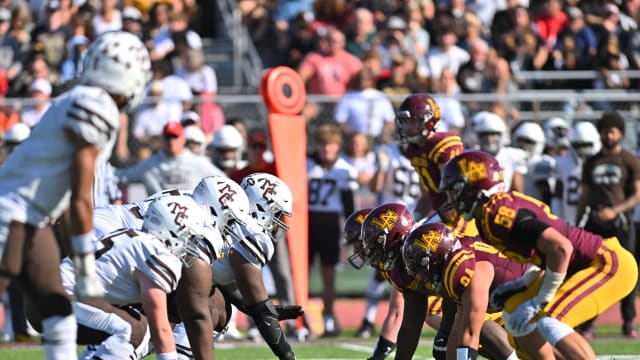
[298,26,363,96]
[534,0,568,49]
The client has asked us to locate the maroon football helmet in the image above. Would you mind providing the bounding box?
[402,223,459,293]
[361,203,416,271]
[439,150,505,224]
[343,208,373,269]
[396,93,442,143]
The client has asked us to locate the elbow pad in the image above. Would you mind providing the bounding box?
[247,299,295,360]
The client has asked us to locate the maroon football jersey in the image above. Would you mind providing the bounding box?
[403,132,464,210]
[443,241,530,307]
[477,191,603,276]
[386,261,440,296]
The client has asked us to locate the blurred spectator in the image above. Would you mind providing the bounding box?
[180,110,201,128]
[60,35,88,82]
[360,49,384,80]
[31,0,71,74]
[298,26,362,95]
[433,68,466,135]
[237,0,273,45]
[424,16,470,81]
[334,68,396,144]
[209,124,247,176]
[312,0,351,29]
[21,79,52,128]
[175,47,217,96]
[0,7,22,84]
[273,0,314,55]
[132,80,174,151]
[443,0,471,40]
[92,0,122,36]
[404,1,430,61]
[283,10,316,68]
[458,12,488,53]
[0,103,18,134]
[556,7,597,63]
[150,59,193,122]
[491,0,522,47]
[345,7,376,59]
[592,3,622,51]
[144,2,171,42]
[377,54,425,101]
[467,0,498,30]
[457,39,514,99]
[550,34,593,90]
[340,132,375,187]
[226,117,249,150]
[374,15,411,71]
[116,121,225,195]
[151,12,202,61]
[122,6,144,38]
[68,5,94,40]
[231,127,275,181]
[533,0,568,50]
[593,34,631,110]
[7,5,31,54]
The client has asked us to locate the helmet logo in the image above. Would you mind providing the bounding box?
[168,202,189,227]
[259,178,278,200]
[417,230,441,254]
[426,97,440,121]
[370,210,400,231]
[355,213,367,224]
[218,184,237,207]
[456,159,488,183]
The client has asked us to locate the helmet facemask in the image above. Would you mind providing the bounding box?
[396,111,437,144]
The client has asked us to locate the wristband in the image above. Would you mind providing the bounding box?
[456,346,478,360]
[157,351,178,360]
[71,232,95,254]
[534,268,566,305]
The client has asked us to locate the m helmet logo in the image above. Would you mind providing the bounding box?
[219,183,237,208]
[456,159,488,183]
[370,210,400,231]
[259,178,278,200]
[168,202,188,227]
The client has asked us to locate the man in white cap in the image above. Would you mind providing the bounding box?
[21,79,52,127]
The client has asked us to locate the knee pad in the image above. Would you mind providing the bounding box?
[93,335,136,360]
[39,293,73,318]
[536,316,574,346]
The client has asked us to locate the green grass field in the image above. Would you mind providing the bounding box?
[1,327,639,360]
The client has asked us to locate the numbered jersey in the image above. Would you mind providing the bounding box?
[494,146,528,191]
[523,154,556,202]
[403,132,464,210]
[442,241,529,310]
[60,228,183,305]
[0,85,119,225]
[377,143,420,208]
[307,157,358,213]
[554,153,582,224]
[478,191,603,276]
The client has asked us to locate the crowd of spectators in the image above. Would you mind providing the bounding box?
[240,0,640,130]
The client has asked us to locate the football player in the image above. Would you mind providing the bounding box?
[185,175,299,360]
[307,124,358,337]
[552,121,601,225]
[512,121,556,205]
[402,223,555,360]
[395,93,465,221]
[0,31,150,359]
[439,150,638,359]
[471,111,527,192]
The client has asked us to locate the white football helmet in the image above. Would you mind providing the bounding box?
[80,31,151,110]
[210,125,244,171]
[184,126,206,155]
[543,117,571,149]
[471,111,506,155]
[192,176,252,237]
[513,121,546,159]
[240,173,293,242]
[570,121,601,159]
[142,195,219,267]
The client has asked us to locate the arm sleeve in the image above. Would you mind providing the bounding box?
[510,209,550,248]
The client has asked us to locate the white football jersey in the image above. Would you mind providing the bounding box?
[93,202,147,240]
[60,228,183,305]
[554,153,582,224]
[523,154,557,201]
[494,146,528,192]
[0,85,119,226]
[211,216,274,286]
[376,143,420,208]
[307,157,359,213]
